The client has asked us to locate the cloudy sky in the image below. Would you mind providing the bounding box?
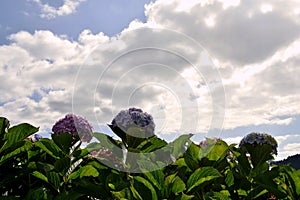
[0,0,299,160]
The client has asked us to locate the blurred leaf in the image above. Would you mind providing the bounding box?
[187,166,221,192]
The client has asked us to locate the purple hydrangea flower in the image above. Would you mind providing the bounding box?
[111,107,155,138]
[239,132,278,155]
[52,113,93,143]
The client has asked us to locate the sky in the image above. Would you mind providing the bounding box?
[0,0,299,160]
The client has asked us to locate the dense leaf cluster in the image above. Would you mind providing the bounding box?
[1,116,300,199]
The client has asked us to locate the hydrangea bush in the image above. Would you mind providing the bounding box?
[0,111,300,199]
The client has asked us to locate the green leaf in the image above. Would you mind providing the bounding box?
[172,176,186,194]
[130,184,143,200]
[32,171,48,183]
[1,123,38,151]
[175,193,194,200]
[35,138,62,159]
[184,143,200,170]
[136,136,167,152]
[25,187,52,200]
[54,191,84,200]
[144,170,164,190]
[54,157,71,174]
[46,171,61,189]
[170,134,193,158]
[134,176,158,200]
[204,191,231,200]
[225,170,234,187]
[0,140,33,164]
[52,133,73,154]
[0,117,9,139]
[79,165,99,178]
[187,166,222,192]
[206,140,228,161]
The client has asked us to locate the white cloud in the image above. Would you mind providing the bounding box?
[31,0,86,19]
[0,0,299,159]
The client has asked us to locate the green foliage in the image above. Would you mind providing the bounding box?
[0,116,300,199]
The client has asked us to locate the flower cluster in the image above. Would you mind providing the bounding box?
[111,107,155,138]
[52,113,93,143]
[239,132,278,155]
[199,137,221,147]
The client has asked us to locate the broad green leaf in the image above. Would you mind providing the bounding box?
[136,136,167,152]
[225,170,234,187]
[52,133,73,154]
[46,171,61,189]
[206,140,228,161]
[54,157,71,175]
[134,176,158,200]
[170,134,193,158]
[35,138,62,159]
[32,171,48,183]
[172,176,186,194]
[79,165,99,178]
[187,166,222,192]
[0,140,33,164]
[1,123,38,151]
[184,143,200,170]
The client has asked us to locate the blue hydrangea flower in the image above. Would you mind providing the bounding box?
[239,132,278,155]
[52,113,93,142]
[111,107,155,138]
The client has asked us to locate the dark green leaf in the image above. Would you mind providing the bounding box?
[1,123,38,151]
[187,166,222,192]
[134,176,158,200]
[52,133,73,154]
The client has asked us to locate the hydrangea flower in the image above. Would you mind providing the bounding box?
[111,107,155,138]
[239,132,278,155]
[28,134,42,142]
[52,113,93,143]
